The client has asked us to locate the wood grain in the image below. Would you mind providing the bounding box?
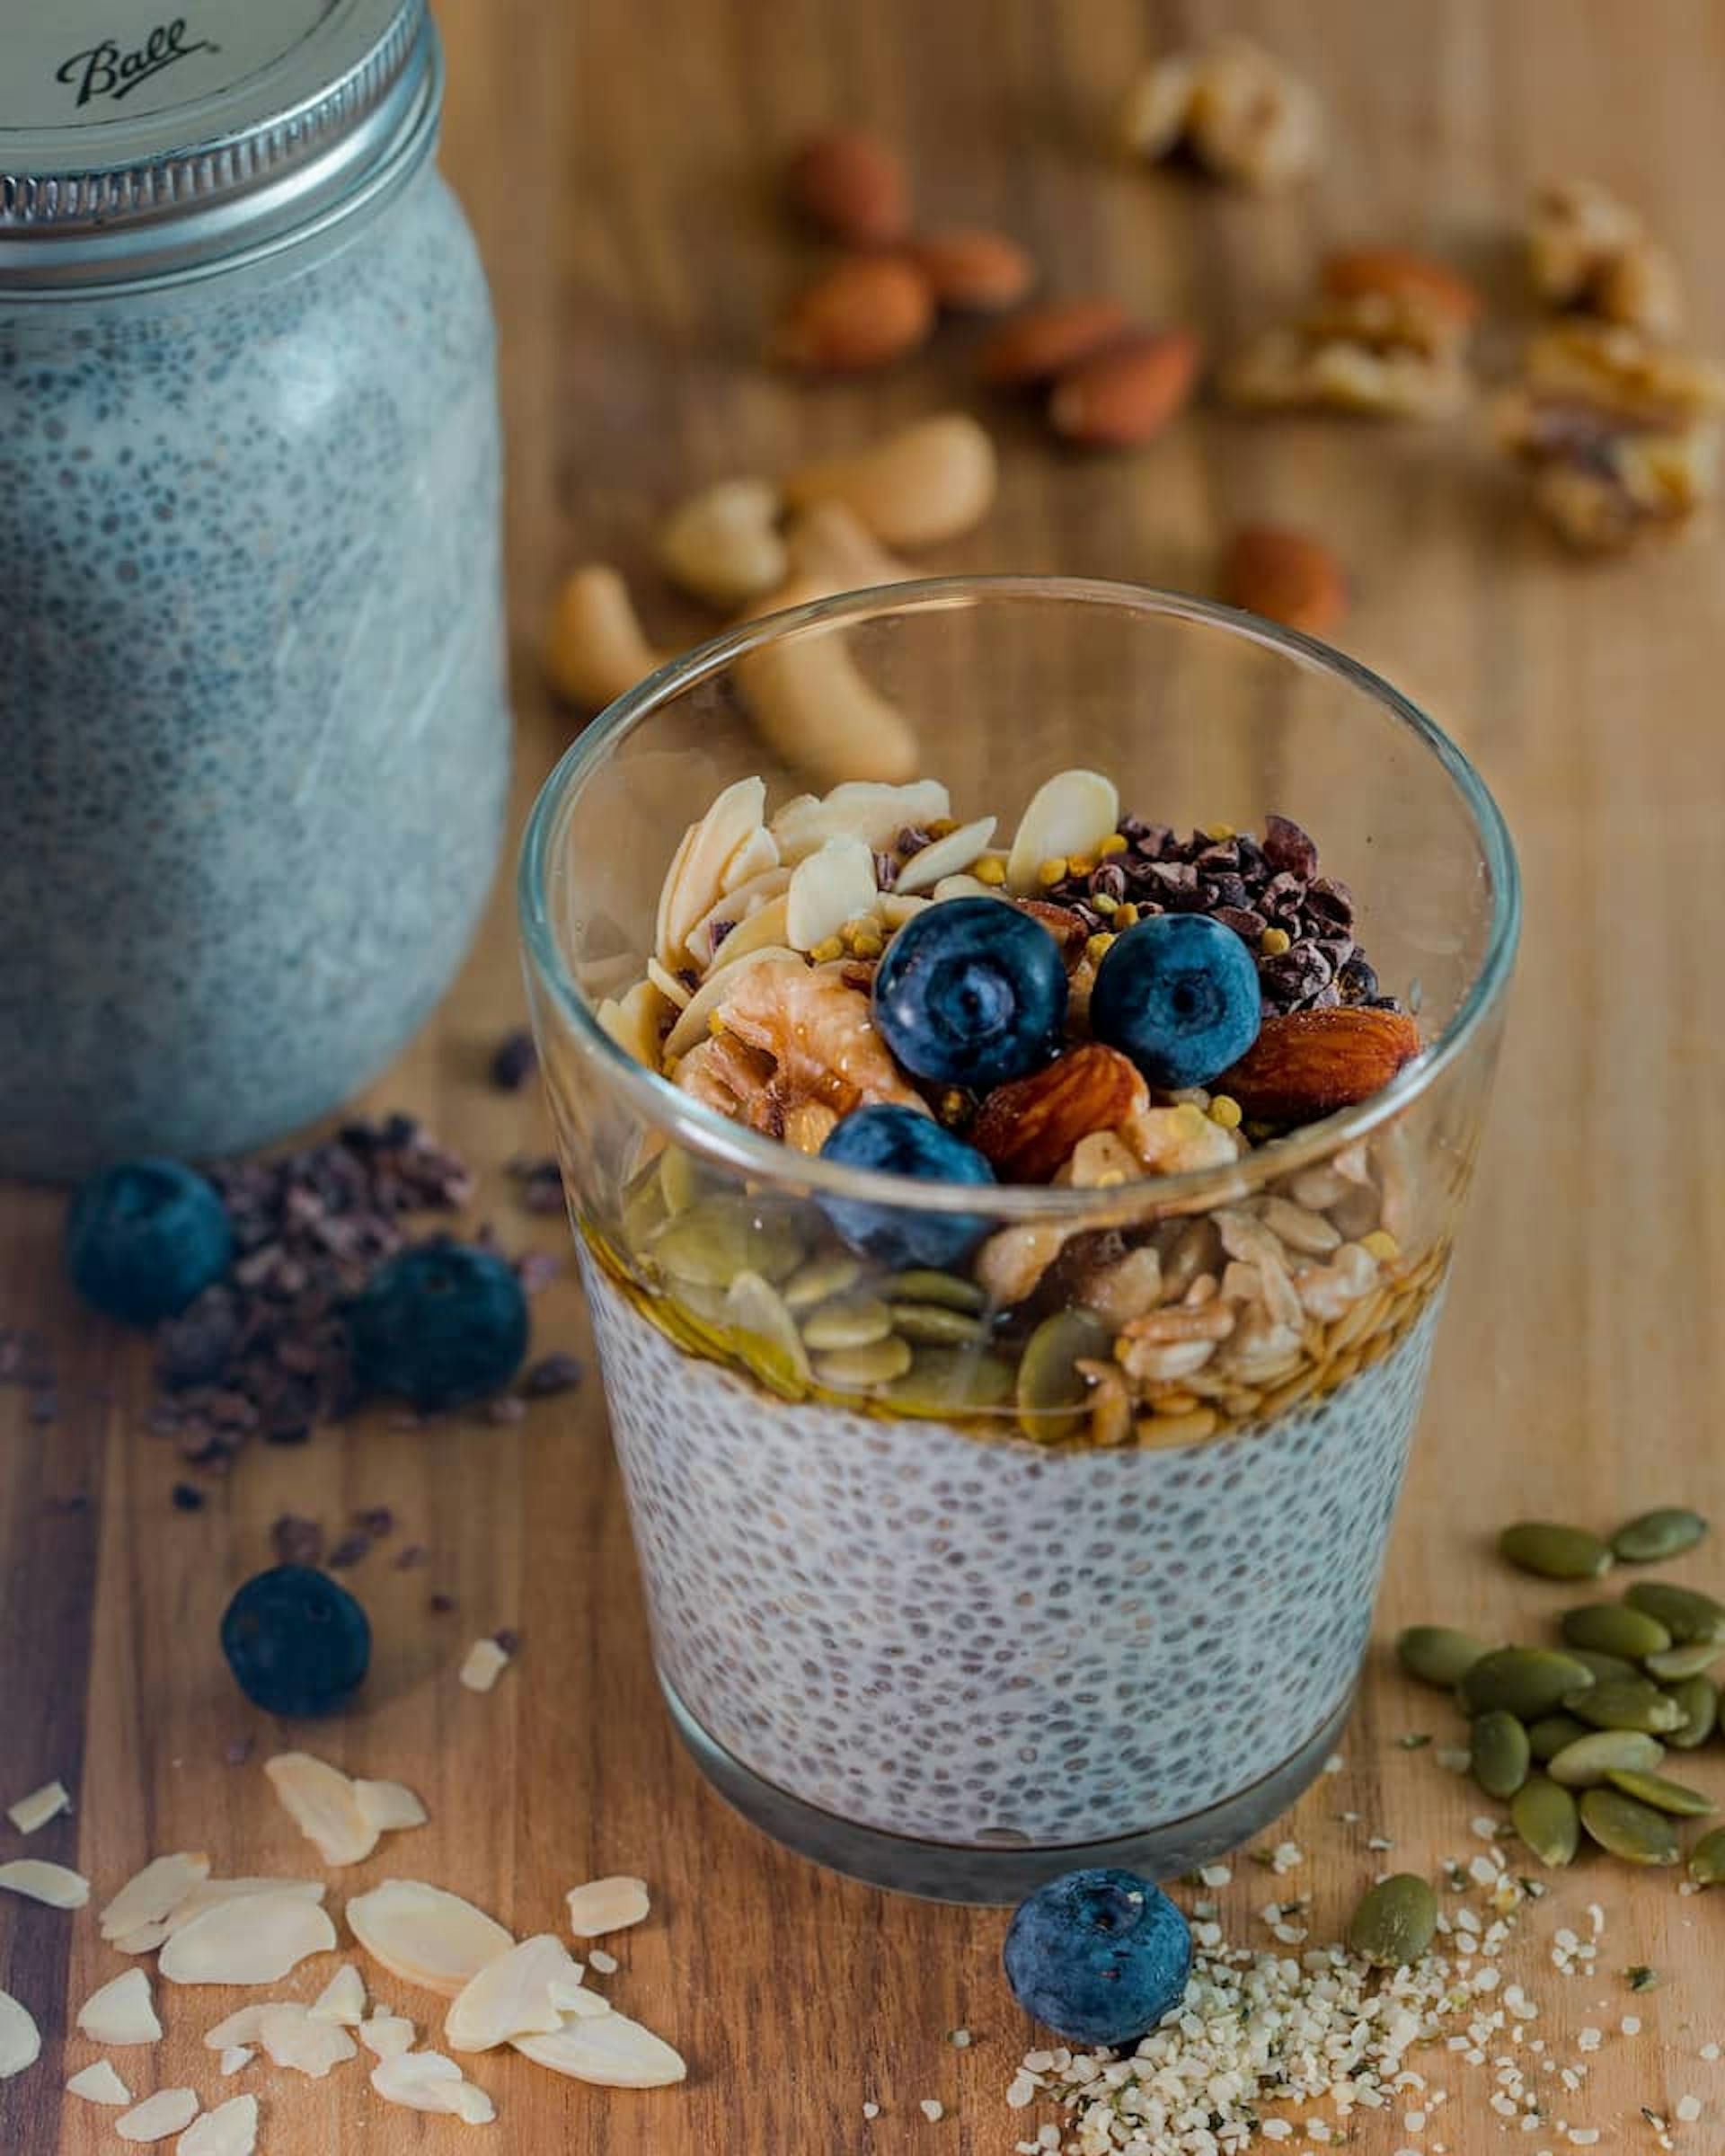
[5,1,1725,2148]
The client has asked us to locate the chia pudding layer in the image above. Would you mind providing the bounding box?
[585,1254,1442,1850]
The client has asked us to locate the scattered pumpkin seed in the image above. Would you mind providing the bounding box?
[781,1252,866,1311]
[1459,1647,1596,1720]
[1566,1648,1641,1686]
[1611,1507,1708,1565]
[1645,1639,1724,1682]
[1564,1677,1685,1734]
[1604,1768,1715,1818]
[812,1336,914,1390]
[1687,1825,1725,1886]
[1623,1965,1661,1992]
[1396,1733,1432,1751]
[652,1197,803,1288]
[1561,1604,1672,1659]
[1624,1580,1725,1644]
[1498,1521,1613,1582]
[881,1347,1015,1417]
[1396,1626,1490,1690]
[800,1292,895,1352]
[1510,1775,1579,1868]
[1015,1309,1112,1442]
[882,1269,987,1313]
[1547,1729,1666,1788]
[888,1302,988,1347]
[1346,1874,1438,1969]
[1471,1711,1532,1799]
[1664,1673,1719,1751]
[1578,1786,1680,1866]
[1527,1713,1591,1763]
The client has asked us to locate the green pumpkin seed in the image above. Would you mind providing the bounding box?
[1561,1604,1672,1658]
[1645,1639,1724,1682]
[1510,1775,1580,1868]
[782,1251,866,1311]
[1567,1648,1641,1686]
[1459,1647,1596,1720]
[1687,1826,1725,1886]
[1547,1729,1666,1788]
[1624,1580,1725,1645]
[621,1171,670,1254]
[1564,1677,1685,1734]
[889,1301,989,1347]
[1603,1768,1715,1819]
[814,1335,914,1390]
[801,1292,895,1351]
[723,1271,810,1399]
[1665,1674,1719,1751]
[882,1346,1015,1417]
[883,1269,987,1313]
[1471,1710,1532,1799]
[652,1197,804,1288]
[1346,1874,1438,1969]
[1527,1713,1591,1763]
[1396,1625,1490,1690]
[1611,1507,1708,1565]
[1578,1786,1681,1866]
[1016,1309,1113,1441]
[1499,1521,1614,1582]
[658,1144,712,1216]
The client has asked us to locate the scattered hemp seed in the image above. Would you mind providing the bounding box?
[862,2100,880,2118]
[1398,1732,1433,1749]
[948,2028,972,2048]
[919,2098,945,2122]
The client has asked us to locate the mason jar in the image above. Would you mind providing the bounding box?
[0,1,509,1179]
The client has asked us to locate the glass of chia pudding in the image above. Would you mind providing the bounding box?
[519,579,1519,1902]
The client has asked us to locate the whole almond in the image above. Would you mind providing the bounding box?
[769,256,935,373]
[784,128,910,248]
[1048,327,1201,447]
[974,297,1132,387]
[1321,246,1482,327]
[1217,1008,1421,1123]
[971,1043,1148,1183]
[909,227,1038,313]
[1220,525,1348,636]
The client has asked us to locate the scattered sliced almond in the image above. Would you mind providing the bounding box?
[459,1639,511,1693]
[0,1857,88,1908]
[655,776,769,971]
[310,1961,368,2026]
[66,2059,132,2106]
[264,1752,379,1868]
[785,835,880,950]
[1005,768,1121,894]
[446,2080,498,2125]
[361,2011,418,2058]
[546,1977,611,2021]
[892,815,997,896]
[369,2048,467,2113]
[720,822,780,891]
[259,2001,359,2078]
[353,1780,429,1834]
[514,2008,686,2089]
[177,2095,258,2156]
[685,862,791,967]
[564,1875,651,1939]
[102,1852,211,1940]
[116,2088,200,2143]
[446,1934,581,2053]
[218,2048,252,2076]
[164,1878,327,1936]
[203,2007,275,2051]
[347,1880,514,1999]
[771,780,951,862]
[76,1966,162,2045]
[6,1779,70,1835]
[0,1988,39,2079]
[113,1922,174,1954]
[158,1891,338,1986]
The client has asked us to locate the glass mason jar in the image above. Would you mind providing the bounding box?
[0,0,509,1179]
[520,579,1519,1903]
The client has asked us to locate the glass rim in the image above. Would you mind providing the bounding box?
[518,573,1522,1224]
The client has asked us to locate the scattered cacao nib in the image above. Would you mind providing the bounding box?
[327,1532,372,1569]
[429,1591,457,1614]
[224,1735,255,1766]
[485,1394,526,1425]
[26,1388,58,1424]
[872,851,898,890]
[492,1628,521,1656]
[516,1250,564,1295]
[357,1507,394,1539]
[1261,813,1320,879]
[171,1482,206,1512]
[271,1514,324,1568]
[394,1542,429,1570]
[520,1352,584,1398]
[508,1155,565,1215]
[488,1027,538,1091]
[709,918,735,949]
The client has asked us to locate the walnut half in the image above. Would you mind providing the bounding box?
[1529,178,1684,340]
[1118,37,1322,192]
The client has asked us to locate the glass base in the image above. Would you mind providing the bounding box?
[661,1671,1357,1905]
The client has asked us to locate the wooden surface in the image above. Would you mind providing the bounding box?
[6,1,1725,2148]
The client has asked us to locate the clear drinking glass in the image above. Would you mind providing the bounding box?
[518,578,1519,1904]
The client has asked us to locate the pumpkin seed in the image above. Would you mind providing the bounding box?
[882,1347,1015,1417]
[1566,1648,1641,1686]
[782,1252,866,1311]
[1664,1674,1719,1751]
[1396,1626,1490,1690]
[723,1271,810,1399]
[652,1197,803,1288]
[888,1302,988,1348]
[1603,1768,1715,1818]
[1471,1711,1531,1800]
[1561,1604,1672,1659]
[1498,1521,1613,1582]
[882,1269,987,1313]
[1687,1826,1725,1886]
[1015,1309,1112,1442]
[1610,1507,1708,1565]
[813,1336,914,1390]
[1346,1874,1438,1970]
[1459,1647,1596,1720]
[1527,1713,1591,1763]
[801,1293,895,1351]
[1564,1677,1685,1734]
[621,1174,669,1256]
[1578,1786,1680,1866]
[1645,1639,1724,1682]
[1510,1775,1580,1868]
[657,1145,712,1216]
[1547,1730,1666,1788]
[1624,1580,1725,1644]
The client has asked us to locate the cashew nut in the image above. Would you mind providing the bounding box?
[543,564,665,710]
[734,574,918,787]
[780,499,915,596]
[656,476,790,609]
[783,411,998,548]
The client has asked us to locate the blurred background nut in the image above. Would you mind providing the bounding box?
[1321,247,1482,331]
[783,126,911,247]
[975,296,1131,386]
[1528,178,1684,339]
[544,565,665,711]
[1220,525,1349,636]
[784,413,998,547]
[769,254,935,371]
[907,227,1038,313]
[1119,37,1322,190]
[1048,327,1201,447]
[780,501,915,596]
[734,591,919,787]
[657,478,789,609]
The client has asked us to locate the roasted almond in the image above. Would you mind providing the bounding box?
[1320,246,1482,327]
[1217,1007,1421,1122]
[1013,898,1092,968]
[974,297,1132,386]
[970,1043,1148,1183]
[1048,328,1201,446]
[769,256,935,373]
[784,128,910,248]
[908,227,1038,313]
[1220,525,1349,636]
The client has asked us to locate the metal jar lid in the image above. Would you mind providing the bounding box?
[0,0,440,292]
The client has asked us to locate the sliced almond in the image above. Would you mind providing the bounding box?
[218,2049,253,2076]
[66,2059,132,2106]
[880,892,931,928]
[370,2048,464,2112]
[661,945,801,1061]
[720,824,781,892]
[0,1989,39,2079]
[546,1977,611,2021]
[360,2012,418,2059]
[686,865,792,967]
[177,2094,259,2156]
[6,1779,70,1835]
[785,835,880,951]
[596,977,671,1067]
[102,1852,211,1940]
[446,1934,582,2053]
[203,2006,275,2051]
[116,2088,199,2143]
[891,815,997,895]
[76,1966,162,2045]
[310,1961,368,2025]
[259,2001,358,2078]
[771,780,951,862]
[164,1878,327,1937]
[264,1752,378,1868]
[656,776,769,969]
[514,2009,686,2089]
[930,873,1004,902]
[446,2080,497,2124]
[703,893,793,976]
[645,955,693,1010]
[459,1639,510,1694]
[353,1778,427,1833]
[564,1876,651,1939]
[158,1891,337,1985]
[0,1857,88,1908]
[113,1922,173,1954]
[346,1881,514,1999]
[1005,769,1121,894]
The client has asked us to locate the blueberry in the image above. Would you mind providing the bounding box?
[65,1158,233,1325]
[1089,914,1261,1091]
[872,898,1067,1090]
[220,1564,371,1717]
[818,1105,996,1270]
[1003,1867,1193,2049]
[346,1241,528,1409]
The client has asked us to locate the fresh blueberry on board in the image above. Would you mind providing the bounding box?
[818,1104,996,1270]
[1003,1866,1193,2048]
[221,1564,371,1717]
[1089,912,1261,1091]
[871,897,1067,1090]
[65,1158,234,1323]
[346,1241,529,1409]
